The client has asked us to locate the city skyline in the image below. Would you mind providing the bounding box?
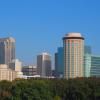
[0,0,100,65]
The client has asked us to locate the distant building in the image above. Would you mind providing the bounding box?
[16,71,23,79]
[0,37,15,65]
[37,52,52,77]
[55,47,64,77]
[21,75,40,79]
[22,65,37,76]
[84,45,92,54]
[9,59,22,72]
[91,55,100,77]
[0,64,16,81]
[84,54,91,77]
[8,59,23,78]
[52,70,57,77]
[84,46,91,77]
[63,33,84,79]
[54,53,58,77]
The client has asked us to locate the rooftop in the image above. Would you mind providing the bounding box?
[66,32,82,37]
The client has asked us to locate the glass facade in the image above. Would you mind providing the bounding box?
[91,56,100,77]
[84,54,91,77]
[55,47,64,77]
[84,45,91,54]
[84,46,91,77]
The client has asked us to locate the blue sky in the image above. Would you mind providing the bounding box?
[0,0,100,65]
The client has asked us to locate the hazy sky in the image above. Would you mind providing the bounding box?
[0,0,100,65]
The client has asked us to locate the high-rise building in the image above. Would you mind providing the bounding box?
[37,52,52,77]
[91,55,100,77]
[55,47,64,77]
[84,46,91,77]
[84,45,92,54]
[0,37,15,64]
[63,33,84,79]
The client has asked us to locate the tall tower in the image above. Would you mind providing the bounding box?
[63,33,84,79]
[84,45,91,77]
[0,37,15,64]
[37,52,52,77]
[55,47,64,77]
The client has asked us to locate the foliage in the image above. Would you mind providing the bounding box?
[0,78,100,100]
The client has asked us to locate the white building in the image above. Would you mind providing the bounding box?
[0,64,17,81]
[9,59,23,78]
[9,59,22,72]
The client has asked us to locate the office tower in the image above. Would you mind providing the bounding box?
[0,37,15,64]
[22,65,37,76]
[84,46,91,77]
[9,59,22,72]
[55,53,58,77]
[91,56,100,77]
[37,52,52,77]
[63,33,84,79]
[54,53,58,77]
[84,45,91,54]
[55,47,64,77]
[0,64,17,81]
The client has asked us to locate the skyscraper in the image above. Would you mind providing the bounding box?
[84,45,91,54]
[63,33,84,79]
[37,52,52,77]
[55,47,64,77]
[84,46,91,77]
[0,37,15,64]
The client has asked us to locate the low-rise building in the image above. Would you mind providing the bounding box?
[22,65,38,76]
[9,59,22,72]
[0,64,17,81]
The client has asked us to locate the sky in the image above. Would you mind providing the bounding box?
[0,0,100,66]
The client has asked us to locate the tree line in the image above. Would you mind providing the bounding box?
[0,78,100,100]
